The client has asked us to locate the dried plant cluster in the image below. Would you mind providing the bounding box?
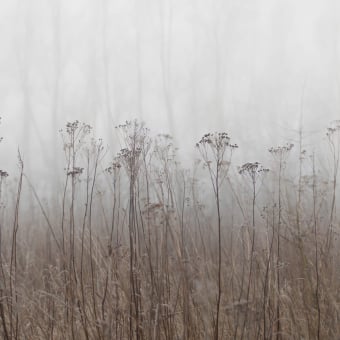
[0,119,340,339]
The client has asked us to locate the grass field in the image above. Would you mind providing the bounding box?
[0,119,339,339]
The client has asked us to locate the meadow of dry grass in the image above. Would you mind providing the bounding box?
[0,119,340,339]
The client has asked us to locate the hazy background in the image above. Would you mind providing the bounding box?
[0,0,339,187]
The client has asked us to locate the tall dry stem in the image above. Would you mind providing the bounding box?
[196,132,237,339]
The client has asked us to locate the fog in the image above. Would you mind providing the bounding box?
[0,0,339,186]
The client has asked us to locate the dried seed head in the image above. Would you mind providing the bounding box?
[239,162,269,179]
[0,170,8,178]
[326,120,340,137]
[67,167,84,176]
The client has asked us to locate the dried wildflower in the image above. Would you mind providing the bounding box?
[115,120,150,181]
[60,120,95,178]
[197,132,236,150]
[239,162,269,197]
[326,120,340,137]
[65,120,92,135]
[268,143,294,155]
[66,120,80,134]
[239,162,269,177]
[0,170,8,178]
[268,143,294,169]
[196,132,237,182]
[67,167,84,177]
[196,132,237,156]
[106,161,122,175]
[196,131,238,338]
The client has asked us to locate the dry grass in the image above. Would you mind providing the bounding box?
[0,119,340,339]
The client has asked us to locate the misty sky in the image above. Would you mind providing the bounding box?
[0,0,339,180]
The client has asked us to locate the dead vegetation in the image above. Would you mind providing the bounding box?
[0,119,339,339]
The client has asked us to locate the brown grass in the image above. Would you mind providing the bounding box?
[0,119,339,339]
